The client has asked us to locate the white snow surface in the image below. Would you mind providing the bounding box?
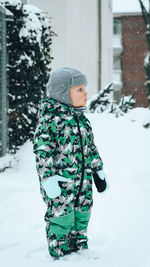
[0,110,150,267]
[23,4,41,14]
[113,0,149,13]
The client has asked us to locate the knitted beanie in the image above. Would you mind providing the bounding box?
[46,67,88,106]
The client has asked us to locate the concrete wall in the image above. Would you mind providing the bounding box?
[101,0,113,90]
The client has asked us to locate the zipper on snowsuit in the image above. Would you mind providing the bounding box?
[74,115,85,207]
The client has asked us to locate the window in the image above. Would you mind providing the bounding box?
[114,18,121,35]
[113,55,121,70]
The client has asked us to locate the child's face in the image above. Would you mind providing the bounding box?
[69,84,88,107]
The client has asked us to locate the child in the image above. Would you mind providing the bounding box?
[33,67,106,259]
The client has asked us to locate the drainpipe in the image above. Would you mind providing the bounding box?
[98,0,101,92]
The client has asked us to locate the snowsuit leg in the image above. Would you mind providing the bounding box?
[45,210,91,257]
[45,213,74,257]
[44,171,93,258]
[69,173,93,252]
[69,210,91,251]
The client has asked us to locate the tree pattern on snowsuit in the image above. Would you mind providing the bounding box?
[33,97,103,258]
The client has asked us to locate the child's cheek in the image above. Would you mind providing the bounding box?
[79,93,82,100]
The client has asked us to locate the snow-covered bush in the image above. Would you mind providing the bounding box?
[0,0,53,153]
[118,94,136,113]
[86,84,136,117]
[87,83,114,113]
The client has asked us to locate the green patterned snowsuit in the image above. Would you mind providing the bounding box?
[33,98,103,257]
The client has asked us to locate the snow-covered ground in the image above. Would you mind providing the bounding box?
[0,109,150,267]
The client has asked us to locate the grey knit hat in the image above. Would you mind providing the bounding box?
[46,67,88,106]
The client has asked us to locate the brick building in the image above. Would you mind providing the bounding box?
[113,10,148,107]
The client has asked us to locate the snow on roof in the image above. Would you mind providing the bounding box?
[113,0,149,14]
[0,3,14,17]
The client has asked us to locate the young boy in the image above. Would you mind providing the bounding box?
[33,67,106,259]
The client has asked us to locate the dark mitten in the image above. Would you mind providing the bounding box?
[93,171,107,193]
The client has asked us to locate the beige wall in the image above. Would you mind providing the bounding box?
[29,0,113,98]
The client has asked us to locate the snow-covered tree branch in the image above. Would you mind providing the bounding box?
[0,0,53,153]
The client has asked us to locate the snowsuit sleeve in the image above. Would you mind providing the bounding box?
[90,129,104,173]
[33,119,58,184]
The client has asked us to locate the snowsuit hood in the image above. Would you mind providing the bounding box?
[38,97,85,119]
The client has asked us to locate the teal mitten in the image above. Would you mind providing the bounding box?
[42,175,68,198]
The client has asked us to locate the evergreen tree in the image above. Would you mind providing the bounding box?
[0,0,53,153]
[87,84,136,117]
[87,83,113,113]
[118,93,136,113]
